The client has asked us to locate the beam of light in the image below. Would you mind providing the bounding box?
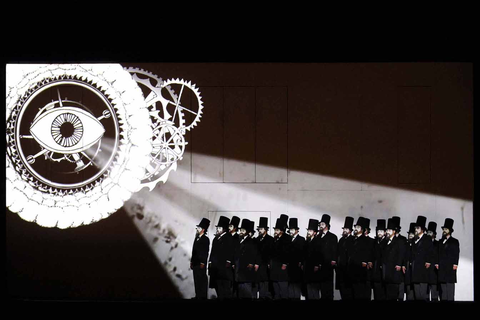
[125,153,473,301]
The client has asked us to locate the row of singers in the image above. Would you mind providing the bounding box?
[190,213,459,301]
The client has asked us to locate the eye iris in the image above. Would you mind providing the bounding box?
[51,112,84,147]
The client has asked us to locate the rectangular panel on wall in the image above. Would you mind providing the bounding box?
[223,87,256,183]
[359,85,398,189]
[191,87,224,182]
[397,86,431,184]
[255,87,288,183]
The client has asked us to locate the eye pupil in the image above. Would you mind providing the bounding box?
[60,122,75,138]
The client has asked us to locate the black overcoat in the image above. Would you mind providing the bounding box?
[269,233,292,282]
[428,239,439,285]
[335,235,354,289]
[437,236,460,284]
[404,239,413,285]
[255,233,274,282]
[381,236,405,284]
[234,236,259,283]
[410,234,434,284]
[191,234,210,267]
[397,234,409,268]
[288,234,305,282]
[372,237,387,282]
[208,232,235,288]
[303,235,322,283]
[318,231,338,282]
[346,235,373,283]
[365,236,375,282]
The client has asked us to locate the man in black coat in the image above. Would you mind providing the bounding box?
[229,216,241,297]
[255,217,274,300]
[426,221,440,301]
[404,222,416,300]
[318,214,338,300]
[247,220,258,298]
[336,216,355,300]
[270,216,292,299]
[190,218,210,299]
[436,218,460,301]
[208,215,235,299]
[303,218,321,300]
[409,215,433,301]
[347,217,373,300]
[363,218,375,300]
[233,219,259,299]
[287,217,305,300]
[382,218,406,300]
[392,216,408,301]
[372,219,387,300]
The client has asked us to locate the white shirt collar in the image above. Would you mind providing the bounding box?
[415,233,424,243]
[240,235,249,243]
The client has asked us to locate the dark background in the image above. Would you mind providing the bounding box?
[6,206,181,300]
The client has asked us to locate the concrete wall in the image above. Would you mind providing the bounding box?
[122,62,473,300]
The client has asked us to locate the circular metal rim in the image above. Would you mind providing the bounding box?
[14,79,120,190]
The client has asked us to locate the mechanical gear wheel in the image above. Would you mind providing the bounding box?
[161,78,204,132]
[125,67,185,129]
[143,121,186,181]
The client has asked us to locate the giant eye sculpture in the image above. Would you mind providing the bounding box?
[6,64,203,228]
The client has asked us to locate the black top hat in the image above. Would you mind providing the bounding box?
[427,221,437,234]
[376,219,386,231]
[354,217,368,230]
[320,214,331,226]
[408,222,416,234]
[441,218,454,232]
[386,218,396,230]
[216,216,230,229]
[257,217,269,229]
[364,218,371,230]
[392,216,401,231]
[415,215,427,230]
[342,216,354,230]
[274,218,287,231]
[229,216,240,229]
[240,219,251,231]
[197,218,210,230]
[279,214,289,225]
[307,219,319,231]
[288,217,299,229]
[247,220,255,233]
